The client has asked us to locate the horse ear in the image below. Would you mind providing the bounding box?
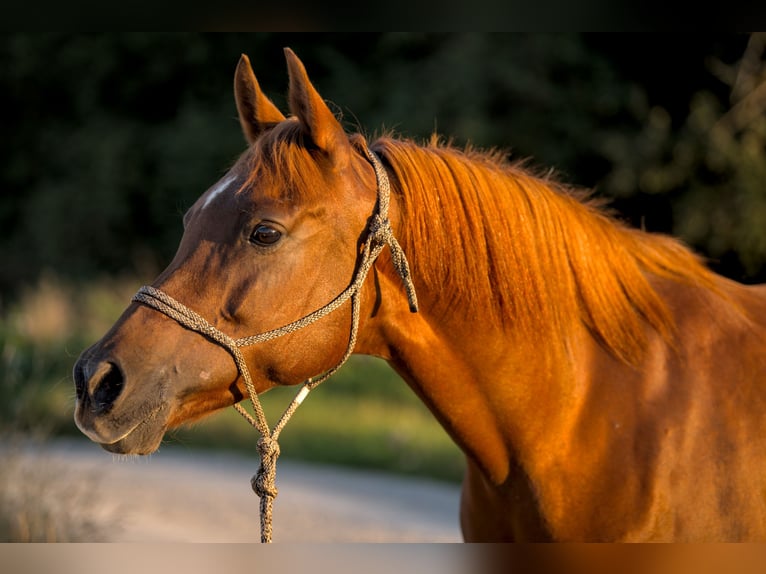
[284,47,349,165]
[234,54,286,145]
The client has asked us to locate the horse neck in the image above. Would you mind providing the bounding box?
[357,266,593,485]
[358,137,714,484]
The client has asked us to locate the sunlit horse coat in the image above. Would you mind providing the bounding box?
[74,49,766,541]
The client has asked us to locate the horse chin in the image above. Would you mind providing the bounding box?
[99,431,164,455]
[92,404,170,456]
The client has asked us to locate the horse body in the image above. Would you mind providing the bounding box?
[73,49,766,541]
[456,281,766,541]
[359,186,766,540]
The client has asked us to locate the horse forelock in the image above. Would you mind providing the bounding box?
[370,136,719,366]
[238,119,346,205]
[240,117,366,207]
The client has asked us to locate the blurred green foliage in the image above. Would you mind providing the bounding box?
[1,33,764,302]
[0,275,142,436]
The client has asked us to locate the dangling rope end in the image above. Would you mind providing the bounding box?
[401,263,419,313]
[389,236,419,314]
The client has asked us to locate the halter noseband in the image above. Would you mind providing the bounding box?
[131,147,418,542]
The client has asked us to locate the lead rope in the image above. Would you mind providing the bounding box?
[131,148,417,543]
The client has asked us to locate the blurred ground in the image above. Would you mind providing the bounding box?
[6,438,462,542]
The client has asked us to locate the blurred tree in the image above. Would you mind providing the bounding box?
[602,33,766,281]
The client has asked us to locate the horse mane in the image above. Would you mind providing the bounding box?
[363,134,719,366]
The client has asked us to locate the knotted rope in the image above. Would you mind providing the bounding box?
[131,148,417,542]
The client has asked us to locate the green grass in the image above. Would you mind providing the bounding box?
[1,275,464,484]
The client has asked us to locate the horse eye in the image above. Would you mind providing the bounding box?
[250,224,282,246]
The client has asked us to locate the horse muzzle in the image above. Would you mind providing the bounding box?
[73,350,169,454]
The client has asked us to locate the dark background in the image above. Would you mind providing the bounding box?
[2,33,764,304]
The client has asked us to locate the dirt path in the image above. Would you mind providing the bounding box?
[8,438,462,542]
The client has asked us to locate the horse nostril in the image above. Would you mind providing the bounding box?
[92,362,125,414]
[73,359,87,401]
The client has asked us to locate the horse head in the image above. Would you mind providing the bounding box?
[73,49,398,455]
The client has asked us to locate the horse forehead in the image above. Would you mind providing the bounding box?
[201,172,239,211]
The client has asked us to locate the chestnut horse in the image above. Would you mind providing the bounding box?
[74,49,766,541]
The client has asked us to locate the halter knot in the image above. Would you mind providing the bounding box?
[251,436,281,499]
[367,213,419,314]
[368,213,393,246]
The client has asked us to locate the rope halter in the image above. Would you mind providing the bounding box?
[131,147,418,542]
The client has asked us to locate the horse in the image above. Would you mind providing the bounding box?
[73,48,766,542]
